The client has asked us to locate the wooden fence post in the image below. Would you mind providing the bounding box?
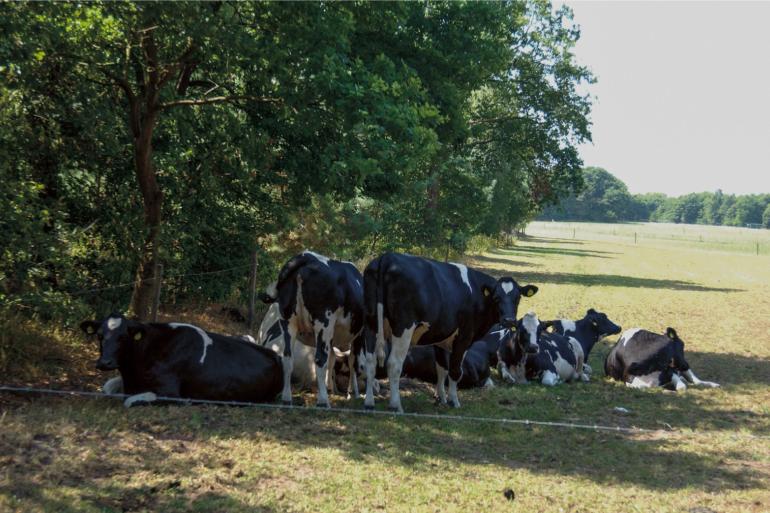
[634,232,637,244]
[151,263,163,322]
[248,249,258,333]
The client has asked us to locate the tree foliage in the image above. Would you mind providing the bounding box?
[1,1,592,321]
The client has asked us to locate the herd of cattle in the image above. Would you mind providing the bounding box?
[80,250,720,410]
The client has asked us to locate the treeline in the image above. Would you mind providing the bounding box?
[540,168,770,228]
[1,2,592,321]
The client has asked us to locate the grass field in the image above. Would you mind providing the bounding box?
[2,222,770,513]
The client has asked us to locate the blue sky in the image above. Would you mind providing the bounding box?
[562,1,770,196]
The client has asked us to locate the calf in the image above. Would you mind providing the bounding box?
[402,326,506,389]
[605,327,720,391]
[80,313,283,407]
[258,303,357,395]
[499,312,587,386]
[260,251,363,407]
[362,252,538,411]
[542,308,621,375]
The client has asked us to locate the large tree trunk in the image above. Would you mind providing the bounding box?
[129,105,162,320]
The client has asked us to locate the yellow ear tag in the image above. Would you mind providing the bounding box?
[483,288,490,297]
[510,326,516,332]
[134,332,142,341]
[526,289,534,297]
[87,326,95,334]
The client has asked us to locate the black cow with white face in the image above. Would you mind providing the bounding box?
[542,308,621,375]
[80,313,283,406]
[361,252,538,411]
[260,251,363,407]
[605,327,720,391]
[498,312,587,386]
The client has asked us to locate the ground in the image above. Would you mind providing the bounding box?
[1,221,769,512]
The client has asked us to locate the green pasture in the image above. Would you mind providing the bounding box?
[2,222,769,512]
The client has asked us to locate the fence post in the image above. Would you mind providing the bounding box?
[634,232,637,244]
[573,228,575,240]
[151,263,163,322]
[248,249,258,334]
[757,242,760,256]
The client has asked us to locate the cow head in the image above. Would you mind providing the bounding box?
[517,312,541,354]
[585,308,622,338]
[80,313,143,371]
[482,278,538,329]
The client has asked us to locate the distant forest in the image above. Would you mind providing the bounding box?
[539,167,770,228]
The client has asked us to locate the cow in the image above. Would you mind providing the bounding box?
[258,302,359,396]
[79,313,283,407]
[259,251,363,407]
[604,327,720,391]
[499,312,587,386]
[361,252,538,412]
[402,326,508,389]
[542,308,622,375]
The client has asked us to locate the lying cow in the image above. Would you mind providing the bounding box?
[258,302,358,395]
[80,313,283,407]
[402,326,508,389]
[361,252,538,411]
[499,312,587,386]
[542,308,622,375]
[605,327,720,391]
[260,251,363,407]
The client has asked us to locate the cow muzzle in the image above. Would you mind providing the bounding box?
[501,317,516,329]
[526,344,539,354]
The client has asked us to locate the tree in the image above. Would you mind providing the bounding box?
[763,203,770,229]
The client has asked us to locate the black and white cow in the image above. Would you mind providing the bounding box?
[260,251,363,407]
[499,312,587,386]
[542,308,622,375]
[80,313,283,406]
[402,325,508,389]
[361,252,538,411]
[605,327,720,391]
[258,302,359,395]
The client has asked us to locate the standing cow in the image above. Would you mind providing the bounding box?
[259,251,363,407]
[361,252,538,412]
[605,327,720,391]
[80,313,283,406]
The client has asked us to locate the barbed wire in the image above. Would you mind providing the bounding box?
[2,384,768,441]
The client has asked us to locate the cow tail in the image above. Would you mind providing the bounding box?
[259,253,313,304]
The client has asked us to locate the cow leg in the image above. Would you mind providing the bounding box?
[434,347,449,404]
[387,326,415,413]
[102,376,124,395]
[447,347,467,408]
[670,372,688,392]
[124,392,158,408]
[279,319,294,405]
[363,327,378,409]
[314,317,337,408]
[498,361,516,384]
[347,350,360,399]
[541,369,560,386]
[483,376,495,389]
[682,369,720,388]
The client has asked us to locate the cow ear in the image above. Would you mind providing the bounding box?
[587,308,596,315]
[80,320,99,336]
[521,285,538,298]
[666,327,678,340]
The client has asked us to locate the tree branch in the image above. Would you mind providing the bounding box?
[159,95,281,109]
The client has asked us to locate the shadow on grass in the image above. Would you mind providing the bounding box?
[518,235,586,245]
[471,254,542,269]
[480,266,744,293]
[494,246,619,259]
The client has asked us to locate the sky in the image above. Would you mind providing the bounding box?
[562,1,770,196]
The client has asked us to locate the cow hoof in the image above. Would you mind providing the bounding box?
[363,404,375,411]
[282,400,293,407]
[388,406,403,414]
[316,402,330,409]
[448,400,461,408]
